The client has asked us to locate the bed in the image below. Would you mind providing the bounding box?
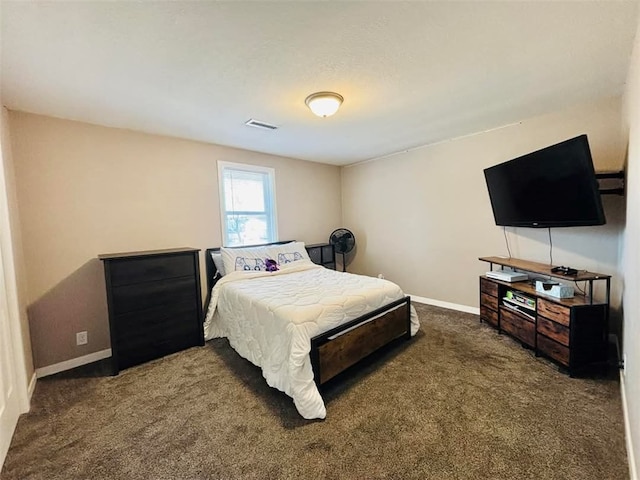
[202,241,420,419]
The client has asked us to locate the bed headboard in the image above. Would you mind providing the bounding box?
[203,240,295,312]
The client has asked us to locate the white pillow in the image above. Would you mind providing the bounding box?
[268,241,311,265]
[221,245,275,274]
[220,242,311,274]
[211,252,225,276]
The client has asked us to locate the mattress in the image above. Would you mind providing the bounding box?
[203,260,420,419]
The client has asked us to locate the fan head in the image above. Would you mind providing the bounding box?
[330,228,355,254]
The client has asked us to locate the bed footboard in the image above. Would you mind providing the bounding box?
[310,296,411,386]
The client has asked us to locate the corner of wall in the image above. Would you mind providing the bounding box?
[1,106,33,412]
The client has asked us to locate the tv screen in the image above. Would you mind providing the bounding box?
[483,135,605,228]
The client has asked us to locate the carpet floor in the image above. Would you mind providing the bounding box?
[1,303,628,480]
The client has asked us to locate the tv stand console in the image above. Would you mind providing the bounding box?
[478,256,610,376]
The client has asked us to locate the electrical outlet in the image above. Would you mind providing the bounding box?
[76,331,88,346]
[622,353,627,372]
[377,273,385,279]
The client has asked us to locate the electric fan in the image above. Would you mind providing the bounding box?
[329,228,356,272]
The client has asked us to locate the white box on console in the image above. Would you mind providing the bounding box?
[485,270,528,282]
[535,280,574,299]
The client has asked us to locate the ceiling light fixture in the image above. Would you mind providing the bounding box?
[304,91,344,117]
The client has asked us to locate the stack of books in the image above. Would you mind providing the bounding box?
[502,290,536,320]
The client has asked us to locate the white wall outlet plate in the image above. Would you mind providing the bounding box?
[76,331,88,346]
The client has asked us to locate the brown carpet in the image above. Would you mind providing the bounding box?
[1,304,628,480]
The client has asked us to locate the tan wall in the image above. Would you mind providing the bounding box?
[342,96,626,313]
[0,107,34,381]
[8,112,342,369]
[621,12,640,477]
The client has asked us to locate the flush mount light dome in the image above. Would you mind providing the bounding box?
[304,91,344,117]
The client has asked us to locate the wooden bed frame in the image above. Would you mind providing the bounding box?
[203,241,413,387]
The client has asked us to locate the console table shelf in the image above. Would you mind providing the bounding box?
[478,256,610,376]
[479,256,611,305]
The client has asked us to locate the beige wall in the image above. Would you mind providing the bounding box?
[0,107,33,382]
[621,12,640,478]
[342,96,626,313]
[8,112,342,369]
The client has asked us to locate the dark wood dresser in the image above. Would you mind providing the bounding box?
[99,248,204,374]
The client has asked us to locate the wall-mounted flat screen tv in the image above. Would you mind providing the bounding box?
[483,135,605,228]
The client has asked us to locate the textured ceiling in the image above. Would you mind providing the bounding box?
[1,1,638,166]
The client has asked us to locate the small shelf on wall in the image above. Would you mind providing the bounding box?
[596,171,624,196]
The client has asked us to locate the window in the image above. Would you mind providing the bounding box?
[218,161,277,247]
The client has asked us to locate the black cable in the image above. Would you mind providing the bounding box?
[574,281,586,296]
[548,228,553,266]
[503,226,512,259]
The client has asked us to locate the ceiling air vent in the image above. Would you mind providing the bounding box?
[245,119,278,130]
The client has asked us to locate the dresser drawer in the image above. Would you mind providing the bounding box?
[114,301,199,338]
[500,307,535,347]
[111,277,197,315]
[108,253,195,286]
[118,333,198,370]
[537,334,570,367]
[480,278,498,297]
[537,317,569,347]
[538,299,570,327]
[117,308,199,352]
[481,292,498,311]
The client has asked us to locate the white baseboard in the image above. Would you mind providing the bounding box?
[409,295,480,315]
[620,370,638,480]
[27,372,36,402]
[35,349,112,378]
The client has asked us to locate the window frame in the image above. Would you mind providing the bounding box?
[217,161,278,247]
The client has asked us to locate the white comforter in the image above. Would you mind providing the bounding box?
[203,260,419,419]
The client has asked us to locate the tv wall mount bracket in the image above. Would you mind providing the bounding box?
[596,171,625,196]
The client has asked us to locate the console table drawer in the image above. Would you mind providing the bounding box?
[500,308,535,346]
[481,292,498,311]
[480,278,498,297]
[537,334,570,367]
[480,305,498,327]
[538,299,570,327]
[537,317,570,346]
